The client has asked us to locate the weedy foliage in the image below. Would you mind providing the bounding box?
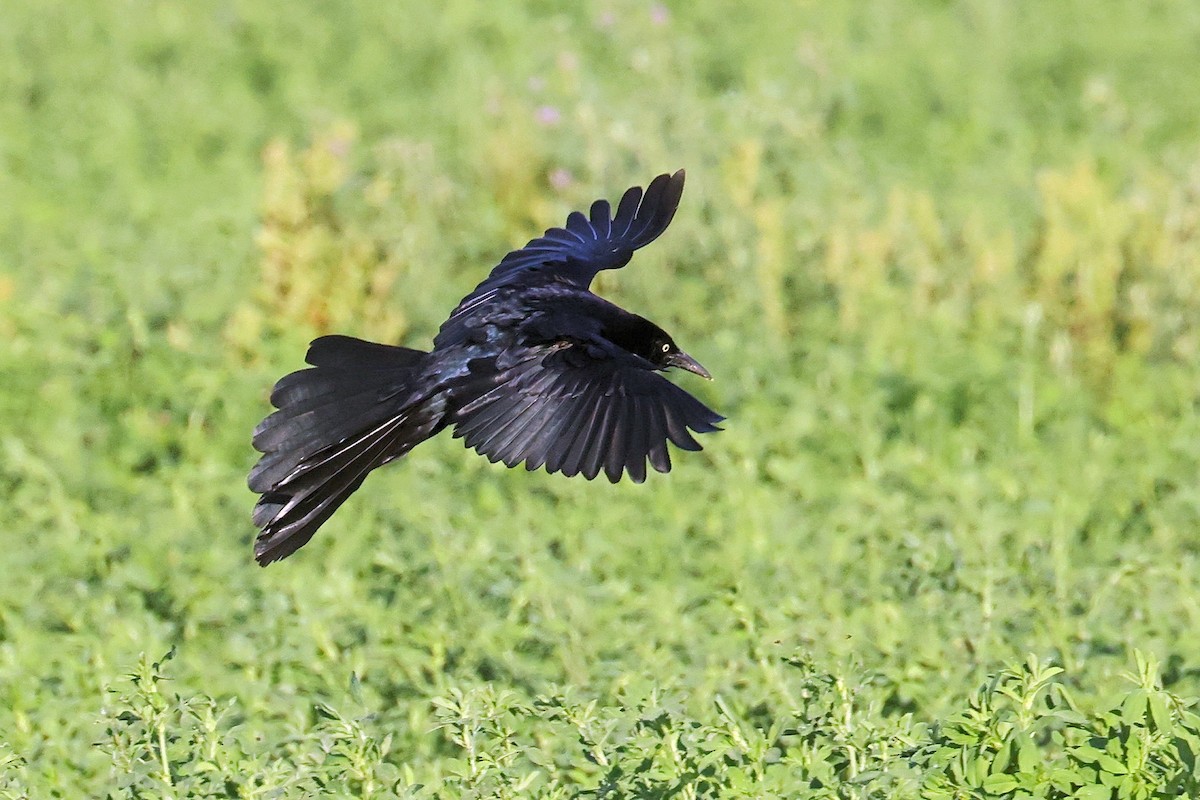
[4,0,1200,796]
[90,650,1200,798]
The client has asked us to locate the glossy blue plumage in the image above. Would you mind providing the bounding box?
[249,170,721,565]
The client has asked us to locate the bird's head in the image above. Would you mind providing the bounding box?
[604,315,712,379]
[639,326,711,379]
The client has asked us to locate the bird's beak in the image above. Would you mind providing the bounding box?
[665,350,712,380]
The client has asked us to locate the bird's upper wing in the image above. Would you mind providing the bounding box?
[489,169,685,288]
[439,171,685,339]
[451,338,722,483]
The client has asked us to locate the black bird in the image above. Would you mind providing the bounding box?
[249,170,722,565]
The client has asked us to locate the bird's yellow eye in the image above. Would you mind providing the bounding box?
[660,342,671,353]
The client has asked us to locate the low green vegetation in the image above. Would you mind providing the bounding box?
[4,0,1200,796]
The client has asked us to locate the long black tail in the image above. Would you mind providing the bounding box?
[248,335,441,565]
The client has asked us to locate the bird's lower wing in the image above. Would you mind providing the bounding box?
[451,346,722,483]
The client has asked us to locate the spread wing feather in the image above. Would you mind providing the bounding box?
[452,342,722,484]
[462,170,683,293]
[436,171,685,350]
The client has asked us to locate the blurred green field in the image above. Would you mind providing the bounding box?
[5,0,1200,796]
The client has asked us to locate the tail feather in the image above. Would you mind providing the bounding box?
[249,336,439,566]
[253,411,435,565]
[251,379,405,469]
[267,336,426,407]
[303,334,427,369]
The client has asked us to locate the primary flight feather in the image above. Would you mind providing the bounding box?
[249,170,722,565]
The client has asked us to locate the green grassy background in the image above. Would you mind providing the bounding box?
[5,0,1200,796]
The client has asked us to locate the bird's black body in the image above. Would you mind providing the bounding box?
[249,170,722,565]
